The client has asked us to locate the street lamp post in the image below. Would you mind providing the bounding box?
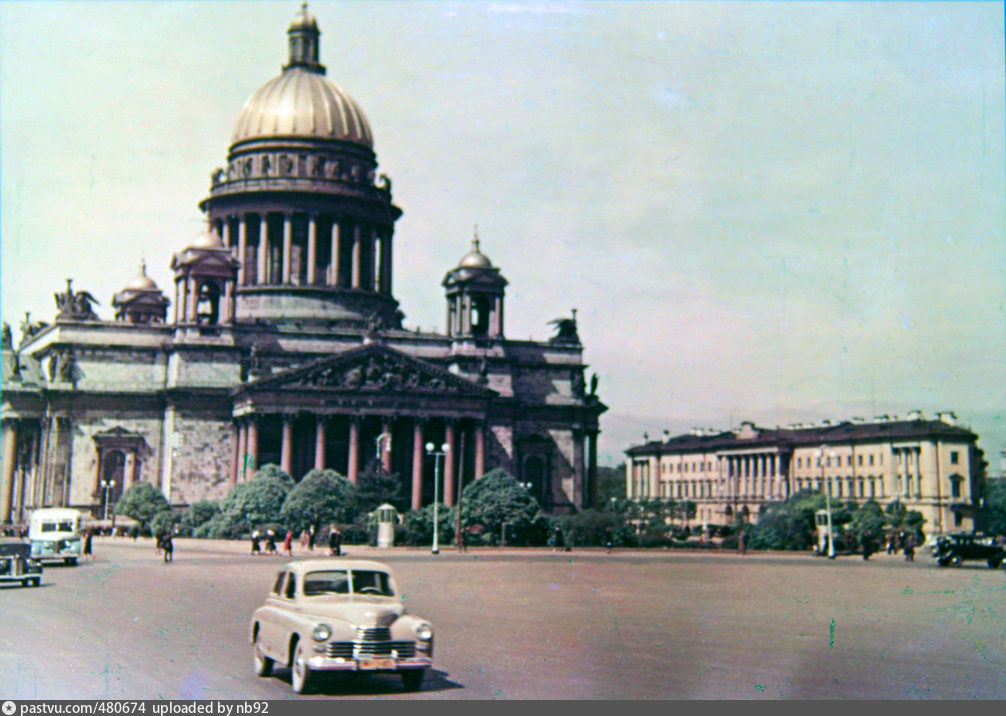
[425,442,449,555]
[101,479,116,523]
[818,447,836,559]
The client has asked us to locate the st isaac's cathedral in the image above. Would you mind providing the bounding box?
[0,6,606,524]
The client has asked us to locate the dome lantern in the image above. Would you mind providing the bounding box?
[285,2,324,74]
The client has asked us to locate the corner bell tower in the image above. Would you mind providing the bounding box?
[442,231,508,339]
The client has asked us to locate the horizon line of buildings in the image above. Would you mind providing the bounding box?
[624,410,987,535]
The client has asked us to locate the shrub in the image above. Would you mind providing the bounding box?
[280,469,359,533]
[115,482,172,533]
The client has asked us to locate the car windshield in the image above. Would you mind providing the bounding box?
[302,569,394,597]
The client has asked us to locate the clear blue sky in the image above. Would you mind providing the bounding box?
[2,1,1004,468]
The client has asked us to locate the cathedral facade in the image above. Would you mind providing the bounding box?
[0,7,605,525]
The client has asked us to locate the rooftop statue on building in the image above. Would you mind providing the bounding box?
[549,309,580,345]
[54,278,99,321]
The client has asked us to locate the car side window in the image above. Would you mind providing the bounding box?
[285,573,297,599]
[272,570,287,596]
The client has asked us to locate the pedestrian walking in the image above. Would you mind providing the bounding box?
[308,524,316,551]
[329,526,342,556]
[265,529,277,555]
[283,530,293,556]
[251,529,262,556]
[162,533,174,563]
[82,528,94,560]
[457,527,467,553]
[299,529,309,550]
[904,532,916,562]
[861,531,875,561]
[738,528,747,555]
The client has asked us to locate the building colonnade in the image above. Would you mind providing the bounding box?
[231,412,487,511]
[213,212,393,294]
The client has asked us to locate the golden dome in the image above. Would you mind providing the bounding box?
[231,69,372,147]
[230,5,372,148]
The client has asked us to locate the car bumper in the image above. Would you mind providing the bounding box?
[305,654,433,672]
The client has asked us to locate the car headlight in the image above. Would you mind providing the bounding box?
[311,623,332,642]
[413,622,433,641]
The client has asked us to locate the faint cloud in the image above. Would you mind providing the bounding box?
[650,83,694,109]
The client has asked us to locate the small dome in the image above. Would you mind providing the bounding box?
[289,2,318,31]
[457,234,493,269]
[192,228,225,249]
[124,261,158,291]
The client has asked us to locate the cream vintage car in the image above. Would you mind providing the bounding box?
[250,558,434,694]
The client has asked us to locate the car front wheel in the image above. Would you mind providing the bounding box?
[253,642,273,677]
[291,641,312,694]
[401,669,426,692]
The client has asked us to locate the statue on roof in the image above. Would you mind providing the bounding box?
[1,323,11,350]
[55,279,99,321]
[19,312,48,343]
[548,308,580,345]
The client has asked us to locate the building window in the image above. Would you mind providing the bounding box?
[954,512,962,527]
[857,455,863,466]
[847,455,852,466]
[868,455,874,466]
[950,451,959,465]
[950,476,962,499]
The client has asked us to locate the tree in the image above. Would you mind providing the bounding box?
[885,499,926,541]
[595,464,627,504]
[252,463,295,488]
[747,489,826,551]
[219,471,294,529]
[552,509,636,548]
[280,469,359,533]
[115,481,172,533]
[150,509,182,537]
[849,500,886,549]
[402,503,456,546]
[459,468,549,546]
[982,478,1006,536]
[178,499,219,536]
[356,463,405,514]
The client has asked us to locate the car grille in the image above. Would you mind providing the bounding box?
[356,626,390,641]
[325,626,415,659]
[326,641,416,658]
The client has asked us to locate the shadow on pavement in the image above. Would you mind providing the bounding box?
[274,667,462,696]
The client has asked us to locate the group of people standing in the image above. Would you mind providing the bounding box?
[249,525,344,557]
[886,531,917,561]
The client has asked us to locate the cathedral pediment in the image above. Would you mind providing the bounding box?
[239,343,495,397]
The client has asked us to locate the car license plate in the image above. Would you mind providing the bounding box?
[359,657,395,670]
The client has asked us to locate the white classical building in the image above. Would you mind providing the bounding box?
[625,412,986,535]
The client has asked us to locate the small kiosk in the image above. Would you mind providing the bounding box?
[375,504,401,548]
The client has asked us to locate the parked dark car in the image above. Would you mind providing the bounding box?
[932,533,1005,569]
[0,538,43,587]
